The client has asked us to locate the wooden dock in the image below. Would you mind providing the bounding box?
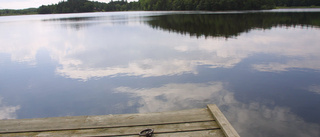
[0,104,239,137]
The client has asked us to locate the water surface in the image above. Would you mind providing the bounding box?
[0,9,320,137]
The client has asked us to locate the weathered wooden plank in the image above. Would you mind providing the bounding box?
[0,132,39,137]
[0,116,88,133]
[0,105,237,137]
[207,104,240,137]
[0,121,220,137]
[127,129,226,137]
[82,108,213,128]
[72,121,219,136]
[0,108,213,133]
[0,130,77,137]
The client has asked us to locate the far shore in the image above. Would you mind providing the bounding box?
[1,6,320,17]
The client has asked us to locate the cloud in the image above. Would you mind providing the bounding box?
[1,14,320,81]
[115,82,228,112]
[226,102,320,137]
[0,19,50,64]
[308,85,320,94]
[49,22,243,80]
[252,59,320,72]
[0,97,20,120]
[56,59,198,80]
[115,81,320,137]
[195,27,320,72]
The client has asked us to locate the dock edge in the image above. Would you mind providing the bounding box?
[207,104,240,137]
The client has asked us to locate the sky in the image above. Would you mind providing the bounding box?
[0,0,137,9]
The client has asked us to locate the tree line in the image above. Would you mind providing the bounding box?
[1,0,320,16]
[139,0,320,10]
[146,12,320,38]
[38,0,140,14]
[0,8,37,16]
[37,0,320,14]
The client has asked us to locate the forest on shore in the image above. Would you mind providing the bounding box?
[146,12,320,38]
[0,0,320,16]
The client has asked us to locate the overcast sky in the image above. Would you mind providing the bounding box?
[0,0,137,9]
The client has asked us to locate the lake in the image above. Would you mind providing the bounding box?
[0,9,320,137]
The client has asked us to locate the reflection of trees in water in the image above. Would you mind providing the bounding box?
[42,16,130,30]
[43,17,97,22]
[146,12,320,38]
[42,17,96,30]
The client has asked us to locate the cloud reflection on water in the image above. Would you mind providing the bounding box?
[115,82,320,137]
[308,85,320,95]
[0,12,319,136]
[55,27,320,80]
[116,82,227,112]
[1,14,320,81]
[0,97,20,120]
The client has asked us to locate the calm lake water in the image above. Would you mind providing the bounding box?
[1,9,320,137]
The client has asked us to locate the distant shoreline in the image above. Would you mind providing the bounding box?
[2,0,320,16]
[1,7,320,17]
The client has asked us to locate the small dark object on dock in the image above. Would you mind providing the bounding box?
[139,128,154,137]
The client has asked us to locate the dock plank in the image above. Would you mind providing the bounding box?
[72,121,219,136]
[0,108,213,133]
[0,121,220,137]
[207,104,240,137]
[127,130,226,137]
[0,116,88,133]
[82,108,213,128]
[0,104,239,137]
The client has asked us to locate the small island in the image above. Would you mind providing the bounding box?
[1,0,320,16]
